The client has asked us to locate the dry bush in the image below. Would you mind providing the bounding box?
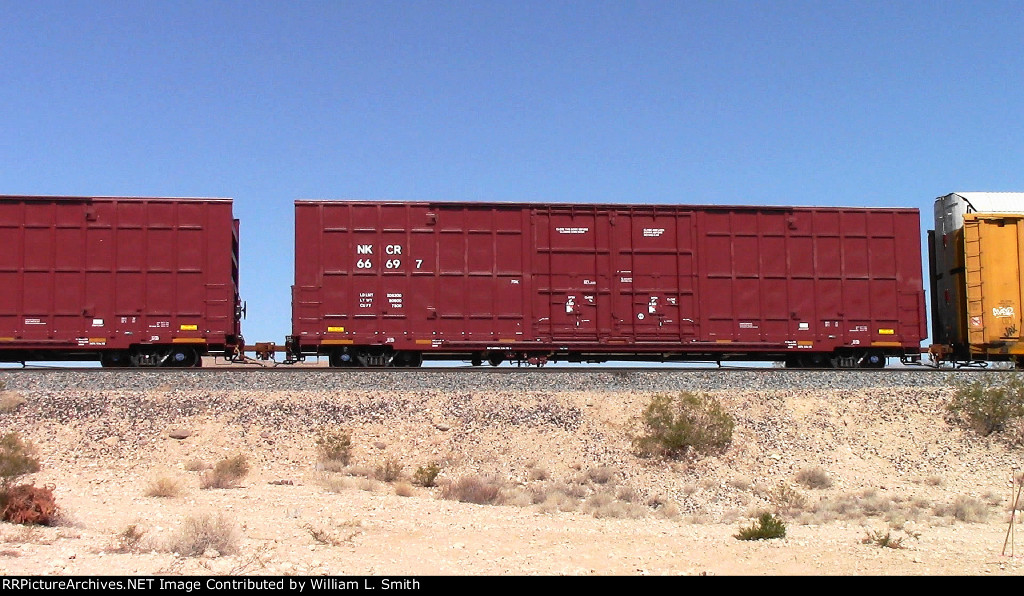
[316,429,353,466]
[166,513,240,557]
[394,482,414,497]
[584,466,617,485]
[145,477,182,498]
[304,521,362,546]
[375,457,403,483]
[582,491,647,519]
[861,528,919,549]
[184,459,210,472]
[1,484,58,525]
[321,476,352,493]
[796,466,833,490]
[803,489,931,525]
[728,476,752,491]
[498,486,535,508]
[770,482,808,514]
[615,486,640,503]
[439,476,504,505]
[200,455,249,489]
[526,463,548,481]
[110,524,147,554]
[356,477,378,492]
[0,433,40,490]
[0,392,26,413]
[535,490,580,514]
[935,495,990,523]
[654,501,682,520]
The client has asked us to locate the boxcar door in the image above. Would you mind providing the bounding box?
[611,209,697,342]
[533,208,602,342]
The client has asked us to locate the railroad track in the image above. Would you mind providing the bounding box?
[0,363,1016,374]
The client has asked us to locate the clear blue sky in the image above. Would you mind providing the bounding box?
[1,1,1022,347]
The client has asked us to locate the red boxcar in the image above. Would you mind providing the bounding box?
[0,196,243,366]
[288,200,926,367]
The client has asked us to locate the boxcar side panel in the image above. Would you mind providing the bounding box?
[293,200,925,366]
[0,196,241,363]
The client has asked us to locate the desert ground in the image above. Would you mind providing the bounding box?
[1,367,1024,576]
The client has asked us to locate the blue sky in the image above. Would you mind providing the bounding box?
[1,1,1022,348]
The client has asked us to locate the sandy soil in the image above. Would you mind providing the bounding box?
[2,372,1024,576]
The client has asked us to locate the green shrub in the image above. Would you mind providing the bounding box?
[413,462,441,487]
[735,513,787,541]
[632,392,734,459]
[947,376,1024,436]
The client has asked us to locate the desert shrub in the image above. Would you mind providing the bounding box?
[200,454,249,489]
[184,459,210,472]
[582,491,648,519]
[632,392,734,459]
[861,528,918,549]
[316,430,352,465]
[735,513,787,541]
[375,457,403,483]
[1,484,57,525]
[947,376,1024,436]
[0,392,26,413]
[145,476,182,498]
[584,466,617,485]
[413,462,441,487]
[166,513,239,557]
[770,482,808,514]
[304,520,362,546]
[394,482,414,497]
[111,524,147,553]
[439,476,503,505]
[0,433,40,490]
[796,466,833,489]
[934,495,989,523]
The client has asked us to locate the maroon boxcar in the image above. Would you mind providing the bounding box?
[0,196,243,366]
[288,200,926,367]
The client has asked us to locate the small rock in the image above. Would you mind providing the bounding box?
[168,429,191,440]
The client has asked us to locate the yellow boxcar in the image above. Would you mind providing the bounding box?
[962,213,1024,359]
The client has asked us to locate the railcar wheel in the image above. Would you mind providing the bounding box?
[487,352,504,367]
[859,352,886,368]
[392,351,423,367]
[329,349,355,367]
[100,351,130,368]
[169,347,199,368]
[802,353,831,368]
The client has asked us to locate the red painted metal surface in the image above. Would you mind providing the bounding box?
[290,201,927,366]
[0,196,242,365]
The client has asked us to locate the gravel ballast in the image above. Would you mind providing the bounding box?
[1,368,1023,575]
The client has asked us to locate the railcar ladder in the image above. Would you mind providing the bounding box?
[963,219,986,347]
